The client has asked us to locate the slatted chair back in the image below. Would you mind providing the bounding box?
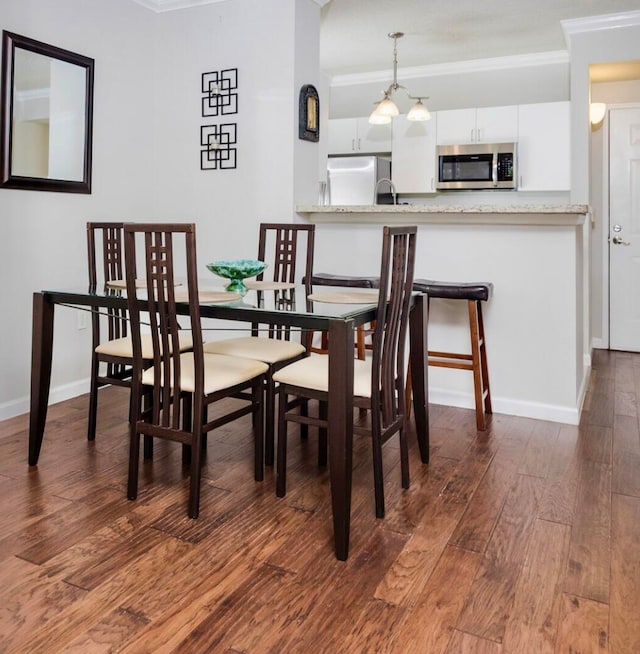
[86,221,135,441]
[370,225,417,430]
[124,223,203,431]
[87,222,129,358]
[254,222,315,343]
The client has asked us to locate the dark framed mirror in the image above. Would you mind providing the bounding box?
[1,31,94,193]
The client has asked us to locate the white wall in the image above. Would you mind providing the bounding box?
[0,0,157,418]
[0,0,321,419]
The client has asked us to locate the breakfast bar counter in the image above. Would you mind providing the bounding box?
[296,203,589,226]
[297,203,591,426]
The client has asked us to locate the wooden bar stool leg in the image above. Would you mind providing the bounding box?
[477,300,492,416]
[468,299,490,430]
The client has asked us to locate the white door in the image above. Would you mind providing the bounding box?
[609,107,640,351]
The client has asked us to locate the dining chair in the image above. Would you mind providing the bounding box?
[86,222,192,442]
[203,222,315,466]
[123,223,268,518]
[273,225,417,518]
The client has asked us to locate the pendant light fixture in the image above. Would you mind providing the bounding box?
[369,32,431,125]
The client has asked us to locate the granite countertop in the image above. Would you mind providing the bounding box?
[295,204,590,226]
[296,204,588,214]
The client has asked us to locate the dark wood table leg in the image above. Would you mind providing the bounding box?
[29,292,55,466]
[410,294,430,463]
[327,317,354,561]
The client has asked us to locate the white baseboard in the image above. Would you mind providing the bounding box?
[3,378,589,427]
[591,337,606,350]
[428,388,581,425]
[0,378,89,422]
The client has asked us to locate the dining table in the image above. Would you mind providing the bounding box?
[28,282,429,561]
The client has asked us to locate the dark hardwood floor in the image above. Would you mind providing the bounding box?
[1,349,639,652]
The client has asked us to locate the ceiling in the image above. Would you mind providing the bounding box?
[320,0,640,79]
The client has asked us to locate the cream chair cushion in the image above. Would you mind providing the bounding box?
[203,337,305,365]
[272,354,373,399]
[142,353,268,395]
[95,332,193,359]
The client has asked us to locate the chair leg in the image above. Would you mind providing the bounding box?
[127,422,141,501]
[188,424,203,519]
[253,379,264,482]
[264,374,275,467]
[276,387,288,498]
[318,401,328,467]
[300,398,309,440]
[370,420,385,519]
[405,361,412,417]
[399,419,410,490]
[87,354,99,441]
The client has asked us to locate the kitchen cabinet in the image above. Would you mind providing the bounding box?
[328,117,392,154]
[436,105,518,144]
[517,101,570,191]
[391,114,438,193]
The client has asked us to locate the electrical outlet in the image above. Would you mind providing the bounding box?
[77,311,88,330]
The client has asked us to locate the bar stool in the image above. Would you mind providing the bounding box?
[307,273,380,359]
[409,279,493,431]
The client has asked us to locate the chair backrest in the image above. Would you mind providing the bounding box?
[254,223,315,345]
[256,223,315,287]
[371,225,417,426]
[124,223,203,430]
[87,222,128,345]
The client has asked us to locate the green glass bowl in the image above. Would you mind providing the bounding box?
[206,259,267,294]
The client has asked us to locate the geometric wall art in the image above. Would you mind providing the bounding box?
[201,68,238,117]
[200,123,237,170]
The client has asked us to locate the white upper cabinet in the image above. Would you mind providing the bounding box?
[436,105,518,144]
[328,117,392,155]
[517,101,570,191]
[391,114,438,194]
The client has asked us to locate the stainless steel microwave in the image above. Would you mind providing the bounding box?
[436,142,517,190]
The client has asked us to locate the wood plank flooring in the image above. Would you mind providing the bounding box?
[1,349,639,653]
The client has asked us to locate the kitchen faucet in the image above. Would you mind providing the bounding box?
[374,177,397,205]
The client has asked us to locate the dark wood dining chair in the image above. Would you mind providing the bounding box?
[86,222,192,442]
[273,225,417,518]
[123,223,268,518]
[203,223,315,466]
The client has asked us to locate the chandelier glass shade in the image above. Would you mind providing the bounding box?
[369,32,431,124]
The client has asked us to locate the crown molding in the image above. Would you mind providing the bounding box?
[131,0,224,12]
[562,10,640,45]
[330,50,569,88]
[132,0,328,11]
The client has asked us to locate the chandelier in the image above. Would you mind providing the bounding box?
[369,32,431,125]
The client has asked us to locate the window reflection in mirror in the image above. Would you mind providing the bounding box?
[1,31,94,193]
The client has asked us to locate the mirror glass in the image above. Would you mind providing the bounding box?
[1,31,94,193]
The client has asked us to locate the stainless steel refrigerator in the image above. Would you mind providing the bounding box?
[327,156,393,205]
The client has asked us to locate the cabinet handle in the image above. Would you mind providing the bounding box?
[519,175,523,188]
[352,139,355,151]
[431,177,434,191]
[358,138,361,150]
[471,129,474,142]
[478,128,484,141]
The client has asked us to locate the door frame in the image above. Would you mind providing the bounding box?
[600,102,640,349]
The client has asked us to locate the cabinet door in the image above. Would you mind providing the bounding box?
[391,114,438,193]
[476,105,518,142]
[356,117,392,153]
[327,118,358,154]
[436,108,476,144]
[328,117,392,154]
[518,102,570,191]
